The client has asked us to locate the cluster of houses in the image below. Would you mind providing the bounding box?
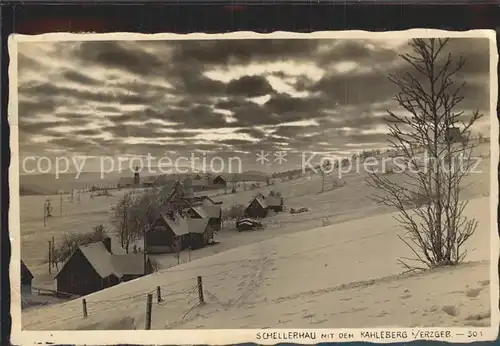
[20,181,287,300]
[117,169,228,192]
[19,179,225,300]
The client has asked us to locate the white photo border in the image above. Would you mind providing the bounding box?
[8,29,500,345]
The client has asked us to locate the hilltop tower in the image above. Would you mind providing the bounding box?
[134,166,140,185]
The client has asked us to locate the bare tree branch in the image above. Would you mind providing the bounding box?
[366,38,482,269]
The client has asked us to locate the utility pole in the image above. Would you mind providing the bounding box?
[48,240,52,274]
[143,227,148,275]
[43,202,47,227]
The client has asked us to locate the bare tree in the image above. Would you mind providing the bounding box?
[132,188,162,230]
[49,224,108,269]
[224,203,246,223]
[366,38,482,270]
[110,192,137,253]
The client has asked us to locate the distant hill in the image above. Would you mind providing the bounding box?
[19,184,54,196]
[18,170,271,196]
[19,172,121,195]
[226,171,269,182]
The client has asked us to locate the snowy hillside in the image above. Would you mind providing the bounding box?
[21,197,493,330]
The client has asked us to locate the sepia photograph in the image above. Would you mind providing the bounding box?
[9,30,499,344]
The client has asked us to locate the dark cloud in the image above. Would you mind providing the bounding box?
[63,70,100,86]
[219,139,256,146]
[215,98,247,111]
[18,37,491,161]
[102,125,173,139]
[219,95,331,127]
[226,75,275,97]
[309,72,395,107]
[307,38,489,110]
[20,82,151,106]
[20,121,68,134]
[231,102,278,126]
[442,38,489,78]
[75,41,164,76]
[265,93,326,114]
[272,125,320,138]
[18,52,40,71]
[48,137,97,150]
[170,39,320,66]
[160,130,202,138]
[166,105,229,129]
[72,128,104,136]
[19,99,57,118]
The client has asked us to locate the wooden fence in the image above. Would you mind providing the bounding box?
[79,275,205,330]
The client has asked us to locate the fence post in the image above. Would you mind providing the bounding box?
[82,299,88,318]
[145,293,152,330]
[156,286,162,302]
[197,276,204,304]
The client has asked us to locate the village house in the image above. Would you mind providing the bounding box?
[244,195,269,218]
[145,212,214,253]
[21,260,34,296]
[142,175,158,187]
[187,218,215,249]
[212,175,227,188]
[266,194,284,212]
[189,196,223,229]
[191,173,211,190]
[185,203,222,231]
[54,238,153,296]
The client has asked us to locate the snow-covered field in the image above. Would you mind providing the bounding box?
[21,195,493,330]
[18,142,495,329]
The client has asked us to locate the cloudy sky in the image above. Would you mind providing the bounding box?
[16,37,490,174]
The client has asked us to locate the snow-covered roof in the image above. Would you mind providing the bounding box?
[55,241,150,280]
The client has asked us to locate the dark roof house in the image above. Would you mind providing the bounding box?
[244,196,269,218]
[192,175,211,189]
[145,212,214,253]
[21,261,34,286]
[117,177,136,188]
[186,204,222,231]
[266,195,284,212]
[142,175,158,187]
[213,175,227,185]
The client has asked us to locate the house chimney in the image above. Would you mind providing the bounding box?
[102,237,112,253]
